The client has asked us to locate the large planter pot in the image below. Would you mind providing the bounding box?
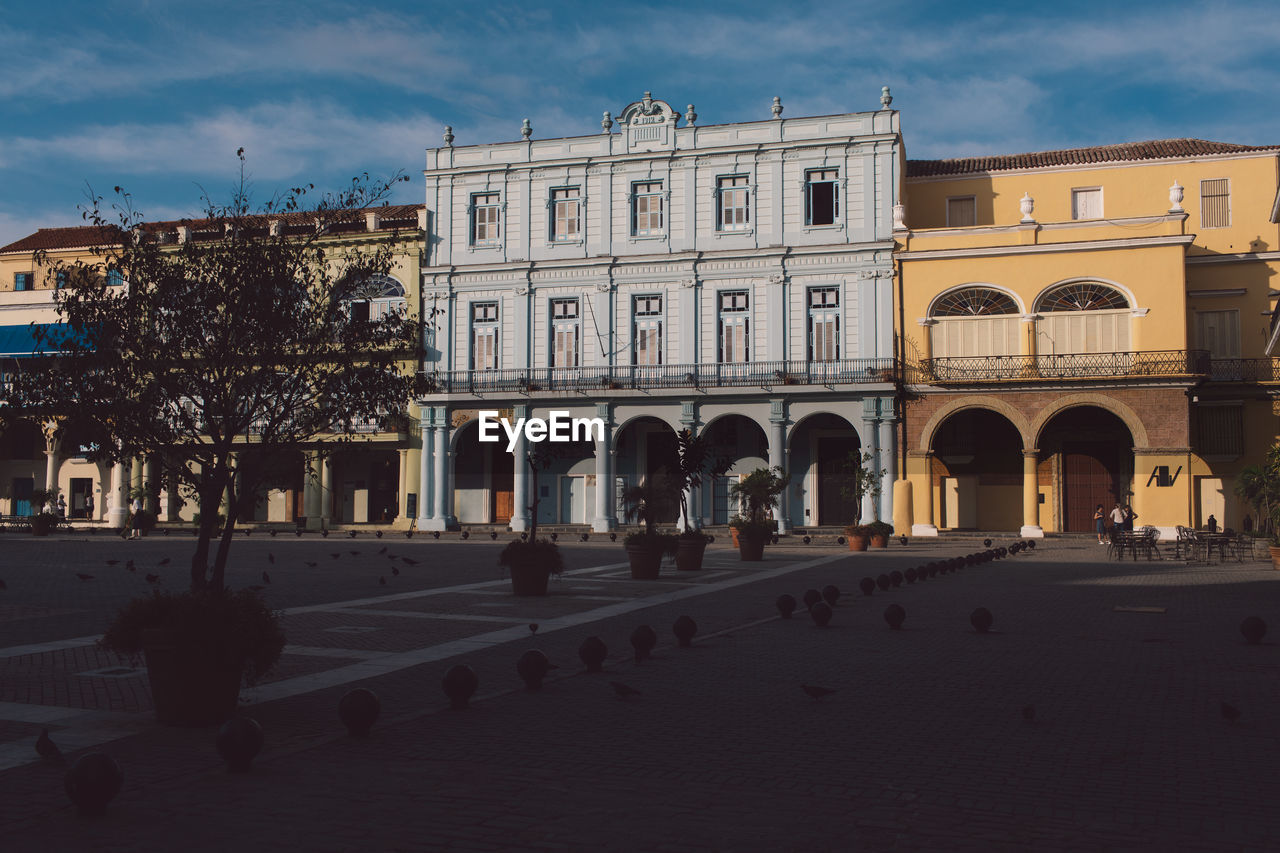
[1270,546,1280,571]
[676,536,707,571]
[737,531,766,562]
[140,629,242,726]
[625,541,665,579]
[508,563,551,596]
[31,515,53,537]
[870,534,889,549]
[848,534,869,552]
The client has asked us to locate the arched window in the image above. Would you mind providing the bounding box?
[346,275,406,323]
[928,286,1020,359]
[931,287,1018,317]
[1035,281,1131,354]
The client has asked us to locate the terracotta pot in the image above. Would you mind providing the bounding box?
[141,629,242,726]
[625,541,664,579]
[848,535,869,552]
[508,563,551,596]
[676,537,707,571]
[1270,546,1280,570]
[870,534,889,548]
[737,532,766,561]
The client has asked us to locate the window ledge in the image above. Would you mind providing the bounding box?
[628,234,668,242]
[714,228,754,238]
[802,223,844,233]
[546,239,585,247]
[467,243,503,252]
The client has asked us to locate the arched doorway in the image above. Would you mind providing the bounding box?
[452,419,513,525]
[239,449,304,523]
[1039,406,1135,532]
[701,414,769,525]
[930,409,1023,530]
[614,416,679,524]
[327,446,401,523]
[789,412,861,526]
[0,419,45,515]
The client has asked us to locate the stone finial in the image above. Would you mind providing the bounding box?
[521,118,532,140]
[772,96,783,119]
[267,220,281,237]
[1019,192,1035,223]
[442,125,454,147]
[892,203,907,231]
[365,211,381,232]
[881,86,893,109]
[177,225,191,243]
[685,104,697,125]
[1169,179,1185,213]
[601,111,613,133]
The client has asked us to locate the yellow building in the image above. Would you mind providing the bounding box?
[897,139,1280,537]
[0,206,428,528]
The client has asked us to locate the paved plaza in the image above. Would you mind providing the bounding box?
[0,531,1278,851]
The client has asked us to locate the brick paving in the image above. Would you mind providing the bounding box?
[0,532,1278,850]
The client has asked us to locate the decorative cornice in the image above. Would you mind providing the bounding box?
[899,233,1195,261]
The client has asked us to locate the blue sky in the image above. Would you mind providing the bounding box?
[3,0,1278,246]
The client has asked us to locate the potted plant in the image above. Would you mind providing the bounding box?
[498,444,565,594]
[100,588,284,726]
[621,469,679,579]
[672,429,731,571]
[29,488,58,536]
[844,523,872,551]
[866,520,894,548]
[729,467,790,561]
[1236,446,1280,569]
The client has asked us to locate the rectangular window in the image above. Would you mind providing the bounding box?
[14,272,32,291]
[633,294,663,365]
[470,193,501,246]
[470,302,499,370]
[106,268,124,287]
[1201,178,1230,228]
[1197,309,1241,359]
[550,298,580,368]
[632,182,664,237]
[718,290,750,363]
[1071,187,1103,220]
[946,196,977,227]
[551,187,581,242]
[808,287,840,361]
[805,169,840,226]
[1196,404,1244,457]
[717,175,751,231]
[55,270,67,289]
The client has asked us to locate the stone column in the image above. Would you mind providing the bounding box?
[427,407,454,531]
[107,462,129,529]
[862,410,881,523]
[1020,449,1044,538]
[768,400,790,534]
[910,451,939,536]
[878,414,896,524]
[319,456,333,528]
[417,419,432,528]
[165,469,182,522]
[43,445,58,504]
[511,404,531,532]
[397,448,409,524]
[143,457,159,515]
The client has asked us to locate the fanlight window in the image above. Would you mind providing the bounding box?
[931,288,1018,317]
[1035,282,1128,313]
[346,275,407,322]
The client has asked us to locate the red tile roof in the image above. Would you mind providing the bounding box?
[907,139,1280,178]
[0,204,425,254]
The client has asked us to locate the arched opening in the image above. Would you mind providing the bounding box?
[1038,406,1135,532]
[930,409,1024,530]
[788,412,861,527]
[452,419,513,524]
[701,414,769,525]
[327,445,400,524]
[928,285,1021,359]
[1034,281,1132,355]
[238,449,305,523]
[0,419,45,516]
[615,416,679,524]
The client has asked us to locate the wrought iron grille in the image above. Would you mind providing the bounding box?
[919,350,1210,383]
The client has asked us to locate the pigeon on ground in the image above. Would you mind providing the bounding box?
[125,559,135,570]
[145,573,160,584]
[35,728,61,761]
[0,579,6,590]
[157,558,169,566]
[268,553,275,564]
[801,684,836,702]
[75,573,94,581]
[529,623,539,635]
[402,557,418,566]
[105,560,119,566]
[610,681,642,699]
[248,585,265,592]
[391,567,400,576]
[349,550,360,556]
[261,571,271,584]
[1022,705,1036,723]
[378,546,387,555]
[304,561,317,568]
[331,553,341,560]
[379,576,387,586]
[1221,701,1242,723]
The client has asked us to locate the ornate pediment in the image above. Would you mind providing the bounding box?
[619,92,680,152]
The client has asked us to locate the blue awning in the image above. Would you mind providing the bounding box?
[0,323,80,358]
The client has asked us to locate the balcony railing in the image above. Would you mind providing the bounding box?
[422,358,896,395]
[1206,358,1280,382]
[917,350,1210,383]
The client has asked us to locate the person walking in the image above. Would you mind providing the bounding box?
[1094,504,1107,544]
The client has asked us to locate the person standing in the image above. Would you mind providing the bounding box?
[1094,504,1107,544]
[84,492,94,521]
[1109,502,1126,539]
[56,495,67,522]
[1123,503,1137,532]
[129,496,144,539]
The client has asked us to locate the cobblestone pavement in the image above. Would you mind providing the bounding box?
[1,532,1278,851]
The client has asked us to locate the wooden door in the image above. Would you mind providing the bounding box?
[817,436,860,525]
[490,446,513,524]
[1063,443,1119,532]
